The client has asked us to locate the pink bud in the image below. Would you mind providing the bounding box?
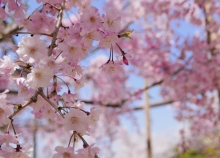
[123,56,129,65]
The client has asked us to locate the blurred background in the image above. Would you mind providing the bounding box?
[1,0,220,158]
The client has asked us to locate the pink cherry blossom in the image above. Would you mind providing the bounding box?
[101,61,122,74]
[63,64,83,78]
[52,146,76,158]
[11,3,27,19]
[62,92,78,106]
[59,39,84,61]
[80,7,102,31]
[9,151,30,158]
[77,144,99,158]
[102,9,121,32]
[0,133,18,147]
[0,56,18,75]
[15,78,35,101]
[0,90,13,127]
[26,67,54,89]
[89,107,101,125]
[62,108,89,133]
[80,30,101,48]
[65,0,82,9]
[99,33,118,48]
[39,56,60,73]
[16,36,48,64]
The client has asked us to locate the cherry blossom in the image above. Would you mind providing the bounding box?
[80,7,102,31]
[101,61,122,74]
[16,36,47,64]
[99,33,119,48]
[52,146,76,158]
[26,67,54,89]
[102,9,121,32]
[0,90,13,127]
[0,133,18,147]
[89,107,101,125]
[62,108,89,133]
[4,0,220,157]
[15,78,35,101]
[59,39,84,61]
[77,145,99,158]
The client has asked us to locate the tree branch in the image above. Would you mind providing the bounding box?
[38,89,64,118]
[8,90,39,119]
[133,100,173,110]
[48,0,65,56]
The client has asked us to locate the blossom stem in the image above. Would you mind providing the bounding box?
[55,51,63,60]
[11,120,17,137]
[45,2,61,11]
[6,120,12,133]
[38,89,64,118]
[26,4,44,19]
[77,133,89,147]
[56,76,71,93]
[111,44,114,62]
[8,100,33,119]
[77,133,99,158]
[15,31,52,37]
[48,0,65,56]
[115,43,125,55]
[68,131,75,147]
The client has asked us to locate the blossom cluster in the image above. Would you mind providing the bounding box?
[0,0,133,157]
[3,0,219,156]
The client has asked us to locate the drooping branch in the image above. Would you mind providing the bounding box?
[133,100,173,110]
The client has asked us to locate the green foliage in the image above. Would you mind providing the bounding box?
[178,151,206,158]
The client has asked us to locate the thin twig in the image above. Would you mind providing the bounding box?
[45,2,61,10]
[68,131,75,147]
[11,120,17,137]
[38,89,64,118]
[133,100,173,110]
[56,76,71,93]
[16,31,52,37]
[8,90,39,119]
[8,100,33,119]
[77,133,99,158]
[48,0,65,56]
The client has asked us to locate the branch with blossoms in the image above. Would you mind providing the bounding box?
[0,0,139,157]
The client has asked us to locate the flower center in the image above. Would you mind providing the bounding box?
[107,19,114,26]
[29,47,36,54]
[71,117,79,124]
[15,153,23,158]
[81,47,86,52]
[0,108,4,114]
[48,61,55,67]
[20,86,27,93]
[86,33,93,39]
[47,110,51,114]
[72,67,76,72]
[109,66,115,72]
[69,46,76,54]
[35,72,42,79]
[63,152,71,158]
[90,16,96,23]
